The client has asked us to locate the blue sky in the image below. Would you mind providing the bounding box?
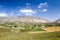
[0,0,60,21]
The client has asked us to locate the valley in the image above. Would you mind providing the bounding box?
[0,16,60,40]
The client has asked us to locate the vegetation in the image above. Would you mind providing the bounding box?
[0,23,60,40]
[0,28,60,40]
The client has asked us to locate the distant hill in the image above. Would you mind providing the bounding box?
[0,16,51,24]
[54,19,60,23]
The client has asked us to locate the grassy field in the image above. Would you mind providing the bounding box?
[0,26,60,40]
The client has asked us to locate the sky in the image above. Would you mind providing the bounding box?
[0,0,60,21]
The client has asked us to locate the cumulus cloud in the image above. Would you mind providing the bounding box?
[42,9,47,12]
[38,2,48,12]
[0,13,8,17]
[19,9,36,15]
[38,2,48,8]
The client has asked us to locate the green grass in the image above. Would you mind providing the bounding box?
[0,28,60,40]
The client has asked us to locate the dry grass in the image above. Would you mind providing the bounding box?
[0,26,60,40]
[42,26,60,32]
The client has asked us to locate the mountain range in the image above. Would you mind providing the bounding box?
[0,16,60,24]
[54,19,60,23]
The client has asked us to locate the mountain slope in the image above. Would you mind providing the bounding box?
[0,16,51,24]
[54,19,60,23]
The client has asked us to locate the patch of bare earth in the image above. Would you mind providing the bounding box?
[42,26,60,32]
[28,31,47,34]
[28,26,60,34]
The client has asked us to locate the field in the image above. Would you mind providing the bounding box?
[0,26,60,40]
[42,26,60,32]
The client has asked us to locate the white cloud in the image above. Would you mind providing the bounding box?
[38,2,48,12]
[42,9,47,12]
[0,13,8,17]
[40,2,47,6]
[26,3,30,5]
[38,2,48,8]
[19,9,36,15]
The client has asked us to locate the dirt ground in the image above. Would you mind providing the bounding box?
[42,26,60,32]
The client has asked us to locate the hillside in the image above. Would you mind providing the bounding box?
[0,16,51,24]
[54,19,60,23]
